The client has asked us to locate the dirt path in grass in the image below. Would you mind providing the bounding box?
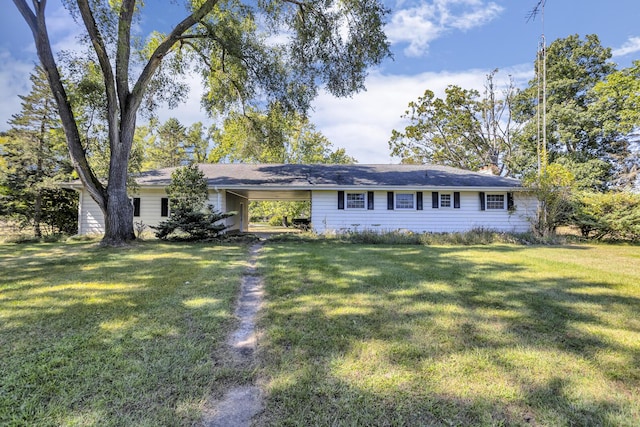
[202,241,265,427]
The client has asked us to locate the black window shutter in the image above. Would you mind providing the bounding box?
[416,192,423,210]
[133,197,141,217]
[367,191,374,210]
[507,192,515,211]
[387,192,394,210]
[432,192,439,208]
[337,191,344,210]
[161,198,169,217]
[479,192,485,211]
[453,192,460,209]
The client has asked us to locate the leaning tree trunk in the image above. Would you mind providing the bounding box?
[15,0,220,246]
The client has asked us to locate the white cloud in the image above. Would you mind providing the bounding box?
[0,50,34,130]
[387,0,504,57]
[154,64,536,164]
[309,65,529,164]
[155,72,211,126]
[612,36,640,57]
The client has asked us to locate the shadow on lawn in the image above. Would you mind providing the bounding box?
[257,242,640,426]
[0,241,246,425]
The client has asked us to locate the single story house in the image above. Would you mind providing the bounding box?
[68,163,538,235]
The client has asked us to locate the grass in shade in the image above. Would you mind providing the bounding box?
[0,239,248,426]
[256,241,640,426]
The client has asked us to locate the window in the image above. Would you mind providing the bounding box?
[440,193,452,208]
[132,198,141,217]
[486,194,505,209]
[346,193,366,209]
[395,193,414,209]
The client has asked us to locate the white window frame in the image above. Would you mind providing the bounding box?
[439,193,452,208]
[395,193,415,209]
[486,194,505,210]
[346,192,366,209]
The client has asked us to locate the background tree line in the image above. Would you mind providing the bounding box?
[12,0,389,245]
[390,34,640,240]
[3,29,638,241]
[1,67,354,237]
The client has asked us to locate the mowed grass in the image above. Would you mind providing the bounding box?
[256,242,640,426]
[0,240,248,426]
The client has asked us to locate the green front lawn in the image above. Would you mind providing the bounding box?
[1,239,638,426]
[0,240,248,426]
[257,242,640,426]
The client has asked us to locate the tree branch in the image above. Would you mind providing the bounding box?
[116,0,135,112]
[76,0,119,156]
[131,0,220,113]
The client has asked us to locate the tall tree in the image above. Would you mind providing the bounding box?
[0,65,77,236]
[589,60,640,188]
[13,0,389,245]
[146,117,188,169]
[186,122,210,164]
[389,70,520,176]
[209,103,356,164]
[512,34,628,189]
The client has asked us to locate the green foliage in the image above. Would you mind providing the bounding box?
[165,164,209,213]
[146,118,188,169]
[156,164,235,240]
[269,228,559,246]
[523,163,576,237]
[209,103,356,164]
[250,201,310,226]
[589,60,640,188]
[389,70,519,175]
[153,206,235,240]
[571,191,640,241]
[513,34,637,188]
[15,0,388,245]
[0,65,77,237]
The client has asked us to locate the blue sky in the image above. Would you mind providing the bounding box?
[1,0,639,163]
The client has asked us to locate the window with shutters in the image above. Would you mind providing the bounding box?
[486,194,505,209]
[395,193,414,209]
[346,193,366,209]
[440,193,452,208]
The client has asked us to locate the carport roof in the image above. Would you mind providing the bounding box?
[134,163,521,190]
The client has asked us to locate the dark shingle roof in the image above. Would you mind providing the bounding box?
[135,163,521,190]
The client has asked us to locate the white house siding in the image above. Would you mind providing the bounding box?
[311,190,536,234]
[78,190,104,235]
[76,188,231,235]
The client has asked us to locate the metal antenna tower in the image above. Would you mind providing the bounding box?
[528,1,548,175]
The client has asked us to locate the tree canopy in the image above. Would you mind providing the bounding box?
[13,0,389,245]
[390,34,639,191]
[389,70,520,176]
[512,34,637,189]
[209,103,356,164]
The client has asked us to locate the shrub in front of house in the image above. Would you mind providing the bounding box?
[152,206,236,241]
